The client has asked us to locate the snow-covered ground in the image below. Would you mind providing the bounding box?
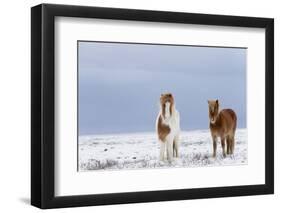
[79,129,247,171]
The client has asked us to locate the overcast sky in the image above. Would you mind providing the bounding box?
[78,41,246,135]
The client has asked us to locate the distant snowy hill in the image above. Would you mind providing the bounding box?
[79,129,247,171]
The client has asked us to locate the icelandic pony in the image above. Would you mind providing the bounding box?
[156,93,180,162]
[208,100,237,157]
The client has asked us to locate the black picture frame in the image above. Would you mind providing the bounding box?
[31,3,274,209]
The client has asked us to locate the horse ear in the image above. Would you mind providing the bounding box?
[216,99,219,106]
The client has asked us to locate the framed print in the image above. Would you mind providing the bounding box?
[31,3,274,209]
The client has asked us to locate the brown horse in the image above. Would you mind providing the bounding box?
[208,100,237,158]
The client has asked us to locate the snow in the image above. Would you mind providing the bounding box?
[78,129,247,171]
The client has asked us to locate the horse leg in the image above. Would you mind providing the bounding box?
[166,138,174,163]
[226,136,230,155]
[173,135,180,158]
[159,141,165,161]
[212,136,217,158]
[230,135,235,154]
[221,137,226,157]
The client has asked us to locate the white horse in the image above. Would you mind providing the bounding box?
[156,93,180,162]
